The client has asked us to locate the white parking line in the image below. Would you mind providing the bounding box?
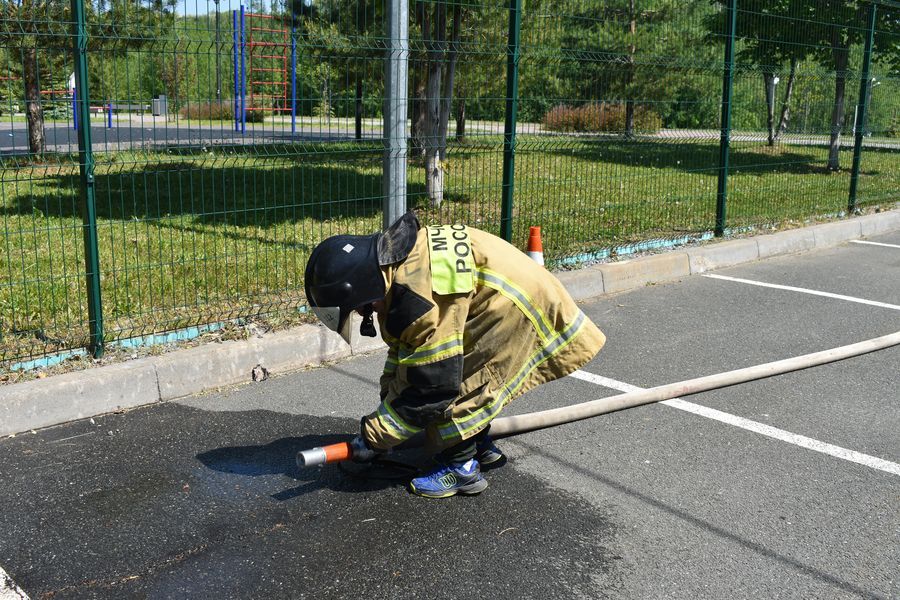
[703,273,900,311]
[1,566,29,600]
[570,370,900,477]
[850,240,900,249]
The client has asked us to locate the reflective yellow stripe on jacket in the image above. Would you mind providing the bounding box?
[438,311,587,441]
[397,333,464,366]
[383,349,399,376]
[476,268,555,344]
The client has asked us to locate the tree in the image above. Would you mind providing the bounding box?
[0,0,173,155]
[0,0,72,154]
[289,0,381,131]
[707,0,892,168]
[808,1,865,170]
[410,0,466,207]
[557,0,687,137]
[704,0,810,145]
[735,1,808,145]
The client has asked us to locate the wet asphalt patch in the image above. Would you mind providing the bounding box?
[0,402,623,599]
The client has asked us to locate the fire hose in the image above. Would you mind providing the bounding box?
[297,330,900,468]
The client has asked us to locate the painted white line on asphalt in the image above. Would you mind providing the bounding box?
[570,370,900,477]
[0,566,29,600]
[703,273,900,311]
[850,240,900,249]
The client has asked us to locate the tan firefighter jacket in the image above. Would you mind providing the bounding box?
[361,221,606,452]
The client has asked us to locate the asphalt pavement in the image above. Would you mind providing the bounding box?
[4,120,898,155]
[0,231,898,599]
[0,120,380,155]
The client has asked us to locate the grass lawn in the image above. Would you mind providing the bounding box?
[1,135,897,362]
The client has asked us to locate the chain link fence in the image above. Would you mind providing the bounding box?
[1,0,898,366]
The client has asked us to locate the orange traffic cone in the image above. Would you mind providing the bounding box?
[527,226,544,266]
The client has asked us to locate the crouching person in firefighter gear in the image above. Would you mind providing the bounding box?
[304,212,606,498]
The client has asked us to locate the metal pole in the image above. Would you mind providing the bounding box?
[714,0,737,238]
[215,0,222,103]
[291,27,297,134]
[72,87,77,130]
[500,0,522,243]
[71,0,104,358]
[233,9,239,131]
[240,4,246,134]
[382,0,408,230]
[356,78,363,140]
[848,2,877,214]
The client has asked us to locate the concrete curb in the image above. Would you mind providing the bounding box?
[0,322,375,436]
[2,210,898,436]
[560,210,899,301]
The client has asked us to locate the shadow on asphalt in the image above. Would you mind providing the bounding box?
[195,434,427,501]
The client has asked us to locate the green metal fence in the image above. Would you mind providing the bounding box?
[1,0,898,367]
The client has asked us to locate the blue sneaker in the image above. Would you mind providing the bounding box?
[409,459,488,498]
[476,436,504,466]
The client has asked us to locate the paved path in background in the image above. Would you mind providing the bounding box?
[0,232,897,599]
[3,120,898,155]
[0,121,383,154]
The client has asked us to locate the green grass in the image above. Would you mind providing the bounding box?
[1,136,897,362]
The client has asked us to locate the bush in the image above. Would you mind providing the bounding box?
[180,100,233,120]
[43,102,71,120]
[179,100,269,123]
[543,102,662,134]
[885,115,899,139]
[243,108,269,123]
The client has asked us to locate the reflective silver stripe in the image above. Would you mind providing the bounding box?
[439,312,587,440]
[398,336,464,365]
[477,270,554,342]
[377,402,421,438]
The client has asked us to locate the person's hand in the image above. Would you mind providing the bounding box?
[350,435,379,463]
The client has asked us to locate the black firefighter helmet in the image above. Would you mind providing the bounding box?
[304,212,419,344]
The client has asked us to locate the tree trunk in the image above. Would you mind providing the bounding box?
[410,65,424,156]
[424,65,444,206]
[410,1,427,158]
[774,57,798,141]
[455,97,466,141]
[624,101,635,138]
[321,77,331,121]
[624,0,636,139]
[355,77,362,140]
[764,71,776,146]
[438,3,461,162]
[24,47,46,155]
[423,2,446,207]
[827,38,850,171]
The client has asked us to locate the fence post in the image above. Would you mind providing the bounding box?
[70,0,104,358]
[382,0,409,229]
[500,0,522,243]
[240,4,246,134]
[233,9,239,132]
[715,0,737,237]
[848,1,877,214]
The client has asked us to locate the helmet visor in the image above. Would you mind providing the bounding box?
[311,305,354,345]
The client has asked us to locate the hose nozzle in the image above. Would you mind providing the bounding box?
[296,441,353,468]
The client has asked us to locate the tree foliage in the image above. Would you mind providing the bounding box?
[2,0,898,163]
